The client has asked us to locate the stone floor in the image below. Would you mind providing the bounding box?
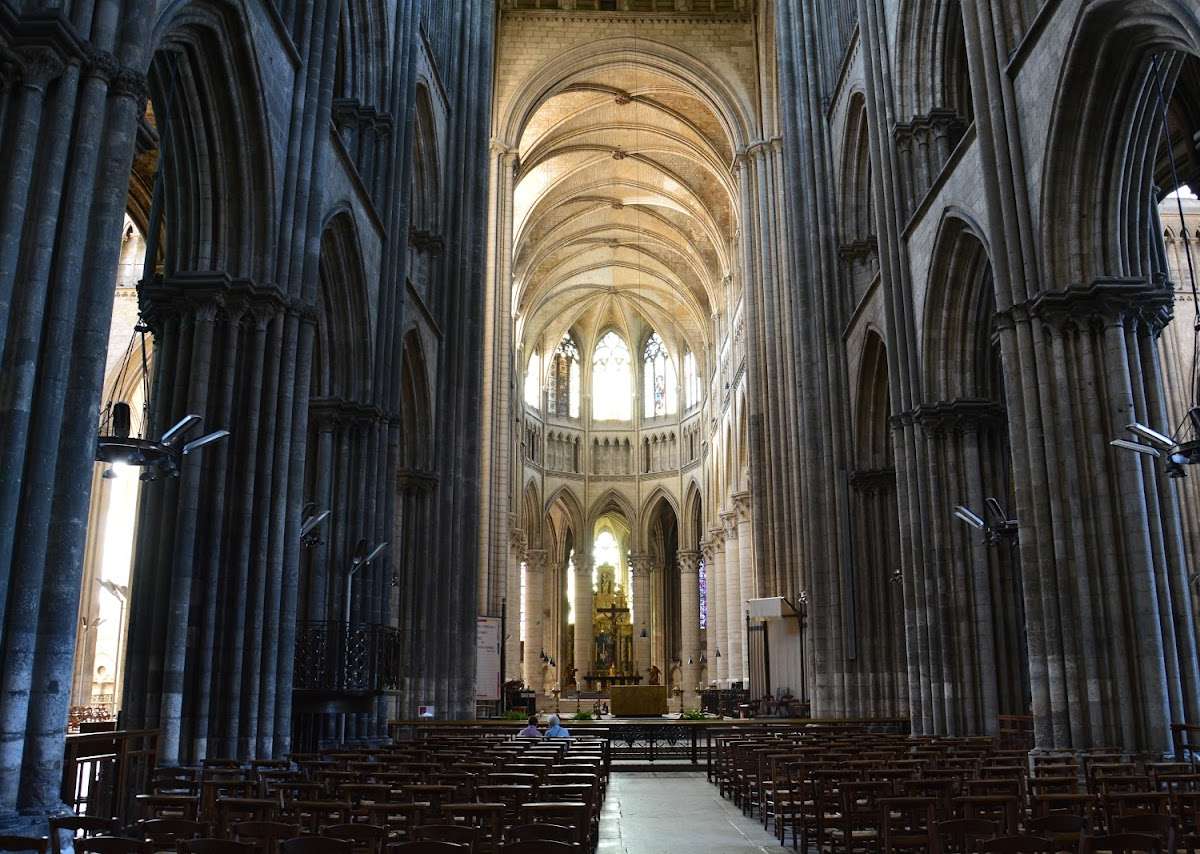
[597,771,780,854]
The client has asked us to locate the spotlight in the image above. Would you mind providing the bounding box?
[953,506,985,530]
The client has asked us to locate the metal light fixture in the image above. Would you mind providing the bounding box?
[300,503,331,548]
[953,498,1018,545]
[345,539,387,620]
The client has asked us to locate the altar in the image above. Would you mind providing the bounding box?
[610,684,668,716]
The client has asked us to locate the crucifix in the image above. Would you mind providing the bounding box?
[595,602,628,672]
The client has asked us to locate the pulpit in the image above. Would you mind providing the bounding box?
[609,684,668,717]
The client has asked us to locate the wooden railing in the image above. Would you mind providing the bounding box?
[61,728,157,825]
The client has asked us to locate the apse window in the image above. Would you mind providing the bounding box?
[592,331,632,421]
[643,332,677,418]
[684,350,700,411]
[549,334,581,419]
[524,352,540,410]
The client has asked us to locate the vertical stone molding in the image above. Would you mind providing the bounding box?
[522,549,546,692]
[678,550,702,705]
[721,512,742,685]
[630,553,653,679]
[574,551,595,686]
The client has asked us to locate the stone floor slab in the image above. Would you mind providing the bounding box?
[598,771,779,853]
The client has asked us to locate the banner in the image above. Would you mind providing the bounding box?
[476,615,502,701]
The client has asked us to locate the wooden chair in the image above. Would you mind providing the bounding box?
[411,826,479,853]
[880,796,939,854]
[179,841,256,854]
[515,804,587,848]
[48,818,119,854]
[218,799,280,835]
[1027,812,1090,849]
[1080,834,1164,854]
[1112,814,1178,854]
[232,822,301,854]
[323,824,387,854]
[136,795,200,821]
[0,838,48,854]
[137,818,209,847]
[936,818,1000,854]
[279,838,352,854]
[504,825,574,845]
[978,836,1056,854]
[73,840,148,854]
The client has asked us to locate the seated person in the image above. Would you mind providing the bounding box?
[517,715,542,738]
[545,714,570,738]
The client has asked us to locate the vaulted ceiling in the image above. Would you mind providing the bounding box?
[512,64,737,367]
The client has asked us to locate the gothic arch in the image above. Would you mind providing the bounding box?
[893,0,973,123]
[544,485,586,545]
[682,480,704,549]
[314,210,373,402]
[639,487,680,547]
[149,2,276,282]
[400,330,433,473]
[587,489,638,541]
[839,91,878,310]
[411,83,442,236]
[922,212,996,403]
[335,0,390,109]
[1040,0,1200,286]
[855,330,894,471]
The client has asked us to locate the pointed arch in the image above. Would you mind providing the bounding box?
[150,3,276,282]
[314,210,373,402]
[400,331,433,472]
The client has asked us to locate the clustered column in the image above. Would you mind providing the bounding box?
[707,530,727,684]
[630,553,653,679]
[522,549,545,694]
[721,512,743,685]
[505,529,525,682]
[573,552,594,688]
[734,493,756,680]
[678,550,702,706]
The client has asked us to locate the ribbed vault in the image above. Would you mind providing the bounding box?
[514,64,736,364]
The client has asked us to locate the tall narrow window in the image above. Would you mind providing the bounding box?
[643,332,677,418]
[548,334,580,418]
[683,350,700,410]
[524,352,540,409]
[592,331,632,421]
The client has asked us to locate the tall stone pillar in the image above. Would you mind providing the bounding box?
[506,529,525,682]
[573,552,594,690]
[708,530,728,685]
[630,553,653,679]
[522,549,545,695]
[652,562,667,673]
[678,551,702,707]
[734,493,756,681]
[702,540,717,686]
[722,512,743,686]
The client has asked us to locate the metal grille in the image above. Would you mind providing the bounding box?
[293,621,402,693]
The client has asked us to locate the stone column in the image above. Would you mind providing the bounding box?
[523,549,545,695]
[734,493,756,681]
[708,529,728,685]
[652,562,667,673]
[678,550,702,707]
[630,553,653,679]
[573,551,594,690]
[702,540,717,686]
[722,512,743,686]
[506,529,525,682]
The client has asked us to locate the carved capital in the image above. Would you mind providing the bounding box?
[732,491,751,523]
[509,528,527,559]
[720,511,738,538]
[677,550,700,574]
[1020,277,1174,336]
[409,227,445,256]
[525,548,547,572]
[110,65,148,104]
[708,527,725,549]
[15,46,65,89]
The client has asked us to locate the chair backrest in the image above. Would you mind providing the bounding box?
[49,818,118,854]
[0,837,47,854]
[505,825,574,844]
[179,840,256,854]
[73,838,148,854]
[384,844,468,853]
[412,826,479,848]
[1081,834,1163,854]
[937,818,1000,854]
[979,835,1055,854]
[139,818,209,843]
[1027,813,1088,836]
[1112,815,1176,844]
[280,838,352,854]
[499,842,577,854]
[323,824,387,852]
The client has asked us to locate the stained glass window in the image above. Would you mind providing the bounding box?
[524,352,540,409]
[642,332,677,418]
[548,334,580,418]
[592,331,632,421]
[683,349,700,410]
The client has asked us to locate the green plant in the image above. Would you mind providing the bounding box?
[501,709,529,721]
[572,710,594,721]
[680,708,706,720]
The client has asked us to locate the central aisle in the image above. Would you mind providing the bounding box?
[597,771,779,854]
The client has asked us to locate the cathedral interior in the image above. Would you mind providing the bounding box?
[3,0,1200,848]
